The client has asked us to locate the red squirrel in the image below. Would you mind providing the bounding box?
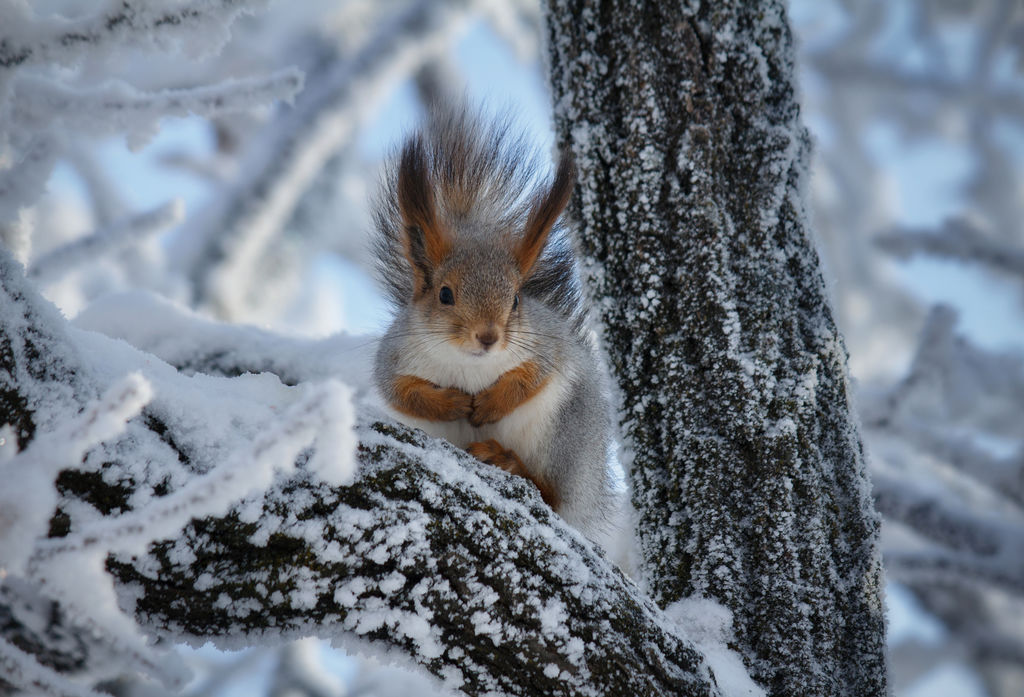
[372,109,616,535]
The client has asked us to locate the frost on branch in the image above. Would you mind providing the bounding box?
[859,304,1024,684]
[546,1,887,695]
[0,0,301,232]
[0,0,267,71]
[0,245,360,694]
[876,218,1024,282]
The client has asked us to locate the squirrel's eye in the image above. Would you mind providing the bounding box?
[439,286,455,305]
[512,293,519,311]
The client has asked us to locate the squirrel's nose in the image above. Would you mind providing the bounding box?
[476,329,499,349]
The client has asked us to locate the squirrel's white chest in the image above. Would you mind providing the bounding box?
[398,338,521,394]
[391,342,570,470]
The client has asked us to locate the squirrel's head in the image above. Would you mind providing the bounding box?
[395,133,575,356]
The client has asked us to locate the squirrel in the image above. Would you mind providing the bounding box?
[371,109,617,537]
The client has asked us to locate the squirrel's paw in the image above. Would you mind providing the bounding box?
[466,439,525,475]
[466,440,560,509]
[433,386,473,421]
[469,390,509,427]
[391,376,472,421]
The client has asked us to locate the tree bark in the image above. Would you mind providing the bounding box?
[545,1,888,696]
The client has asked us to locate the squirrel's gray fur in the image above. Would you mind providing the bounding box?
[371,106,618,538]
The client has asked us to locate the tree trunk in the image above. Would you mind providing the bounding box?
[545,1,888,695]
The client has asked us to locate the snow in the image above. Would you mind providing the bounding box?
[0,634,106,697]
[1,242,359,693]
[666,597,767,697]
[74,290,378,395]
[0,373,151,575]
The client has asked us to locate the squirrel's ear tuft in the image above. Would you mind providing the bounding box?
[398,135,449,293]
[517,149,576,277]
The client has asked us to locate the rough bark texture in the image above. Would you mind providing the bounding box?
[545,1,888,696]
[110,423,718,697]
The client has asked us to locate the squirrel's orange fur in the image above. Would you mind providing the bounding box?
[465,439,561,509]
[468,360,549,427]
[390,375,472,422]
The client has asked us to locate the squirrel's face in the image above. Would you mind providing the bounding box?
[393,132,577,358]
[415,242,522,357]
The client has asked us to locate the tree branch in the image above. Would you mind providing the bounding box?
[111,420,723,697]
[10,70,304,150]
[29,201,184,285]
[0,0,266,72]
[0,249,723,696]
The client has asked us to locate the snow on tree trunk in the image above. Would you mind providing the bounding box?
[545,1,888,696]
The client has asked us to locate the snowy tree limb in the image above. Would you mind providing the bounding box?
[863,305,1024,436]
[876,218,1024,280]
[886,549,1024,597]
[62,144,127,228]
[0,373,152,575]
[109,420,723,697]
[869,420,1024,509]
[0,0,267,71]
[0,635,103,697]
[0,135,57,223]
[546,1,887,696]
[29,201,185,284]
[872,471,1022,560]
[808,53,1024,122]
[10,70,304,150]
[0,248,723,696]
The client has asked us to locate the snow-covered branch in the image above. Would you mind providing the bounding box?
[0,635,103,697]
[880,422,1024,508]
[0,0,306,239]
[110,419,726,697]
[29,201,184,284]
[886,549,1024,597]
[872,471,1022,561]
[863,305,1024,436]
[877,218,1024,281]
[10,70,304,150]
[0,136,57,223]
[73,291,377,389]
[0,373,152,573]
[807,53,1024,122]
[0,0,267,72]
